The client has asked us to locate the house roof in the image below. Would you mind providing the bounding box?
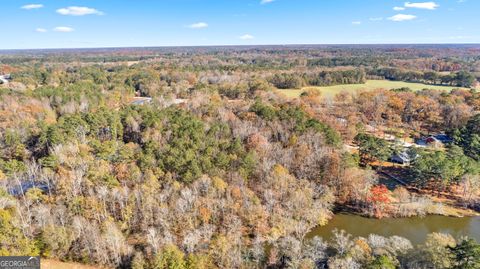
[391,150,418,163]
[432,134,453,143]
[393,152,411,161]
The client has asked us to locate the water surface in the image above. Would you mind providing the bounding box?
[307,213,480,245]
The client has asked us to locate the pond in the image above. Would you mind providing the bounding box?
[307,213,480,245]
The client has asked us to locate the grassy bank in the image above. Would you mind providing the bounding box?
[277,80,467,98]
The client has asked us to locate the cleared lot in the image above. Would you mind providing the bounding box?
[278,79,467,98]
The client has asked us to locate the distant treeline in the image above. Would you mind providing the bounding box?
[307,57,386,67]
[269,69,366,89]
[268,68,477,90]
[370,68,477,88]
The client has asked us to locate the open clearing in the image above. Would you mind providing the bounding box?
[277,80,467,98]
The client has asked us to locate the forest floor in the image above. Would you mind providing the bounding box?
[41,259,108,269]
[278,80,467,98]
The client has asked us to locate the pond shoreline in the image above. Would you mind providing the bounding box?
[334,200,480,220]
[308,212,480,245]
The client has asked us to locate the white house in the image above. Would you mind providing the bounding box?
[0,74,11,85]
[390,149,418,165]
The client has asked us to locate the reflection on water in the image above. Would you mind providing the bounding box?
[307,213,480,245]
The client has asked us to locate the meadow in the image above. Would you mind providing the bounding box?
[277,79,466,98]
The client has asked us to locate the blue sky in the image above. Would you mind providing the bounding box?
[1,0,479,49]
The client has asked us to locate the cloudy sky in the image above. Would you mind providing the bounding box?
[1,0,478,49]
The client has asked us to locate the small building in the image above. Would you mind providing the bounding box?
[130,97,153,105]
[390,150,418,165]
[0,74,11,84]
[170,98,188,105]
[416,134,453,147]
[432,134,453,144]
[335,117,348,126]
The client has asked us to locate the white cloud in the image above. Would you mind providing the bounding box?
[394,6,406,10]
[239,34,254,40]
[261,0,275,4]
[369,17,383,21]
[388,14,417,21]
[404,2,439,10]
[56,6,103,16]
[352,21,362,25]
[53,26,74,32]
[21,4,43,10]
[188,22,208,29]
[36,28,47,33]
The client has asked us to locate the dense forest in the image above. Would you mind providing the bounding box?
[0,45,480,268]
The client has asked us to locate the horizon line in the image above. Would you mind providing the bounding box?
[1,42,480,52]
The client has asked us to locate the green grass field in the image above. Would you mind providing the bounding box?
[277,80,466,98]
